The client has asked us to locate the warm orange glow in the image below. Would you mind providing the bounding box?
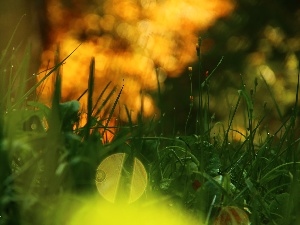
[38,0,234,121]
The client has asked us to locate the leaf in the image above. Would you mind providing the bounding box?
[59,100,81,131]
[59,100,80,118]
[206,153,221,176]
[27,101,51,119]
[160,178,173,191]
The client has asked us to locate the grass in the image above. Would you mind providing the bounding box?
[0,33,300,225]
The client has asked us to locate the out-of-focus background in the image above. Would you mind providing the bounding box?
[1,0,300,136]
[161,0,300,137]
[0,0,46,73]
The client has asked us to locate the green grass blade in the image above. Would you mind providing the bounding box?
[261,74,284,122]
[0,14,26,65]
[85,57,95,139]
[102,81,124,136]
[12,44,82,108]
[92,81,112,114]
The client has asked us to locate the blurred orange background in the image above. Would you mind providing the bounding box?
[37,0,234,121]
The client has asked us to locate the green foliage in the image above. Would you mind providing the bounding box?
[1,34,300,225]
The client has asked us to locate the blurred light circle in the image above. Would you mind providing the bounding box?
[128,157,148,203]
[95,153,147,203]
[258,64,276,85]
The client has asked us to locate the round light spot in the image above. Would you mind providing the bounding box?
[258,64,276,85]
[95,153,147,203]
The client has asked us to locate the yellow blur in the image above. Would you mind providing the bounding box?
[67,194,202,225]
